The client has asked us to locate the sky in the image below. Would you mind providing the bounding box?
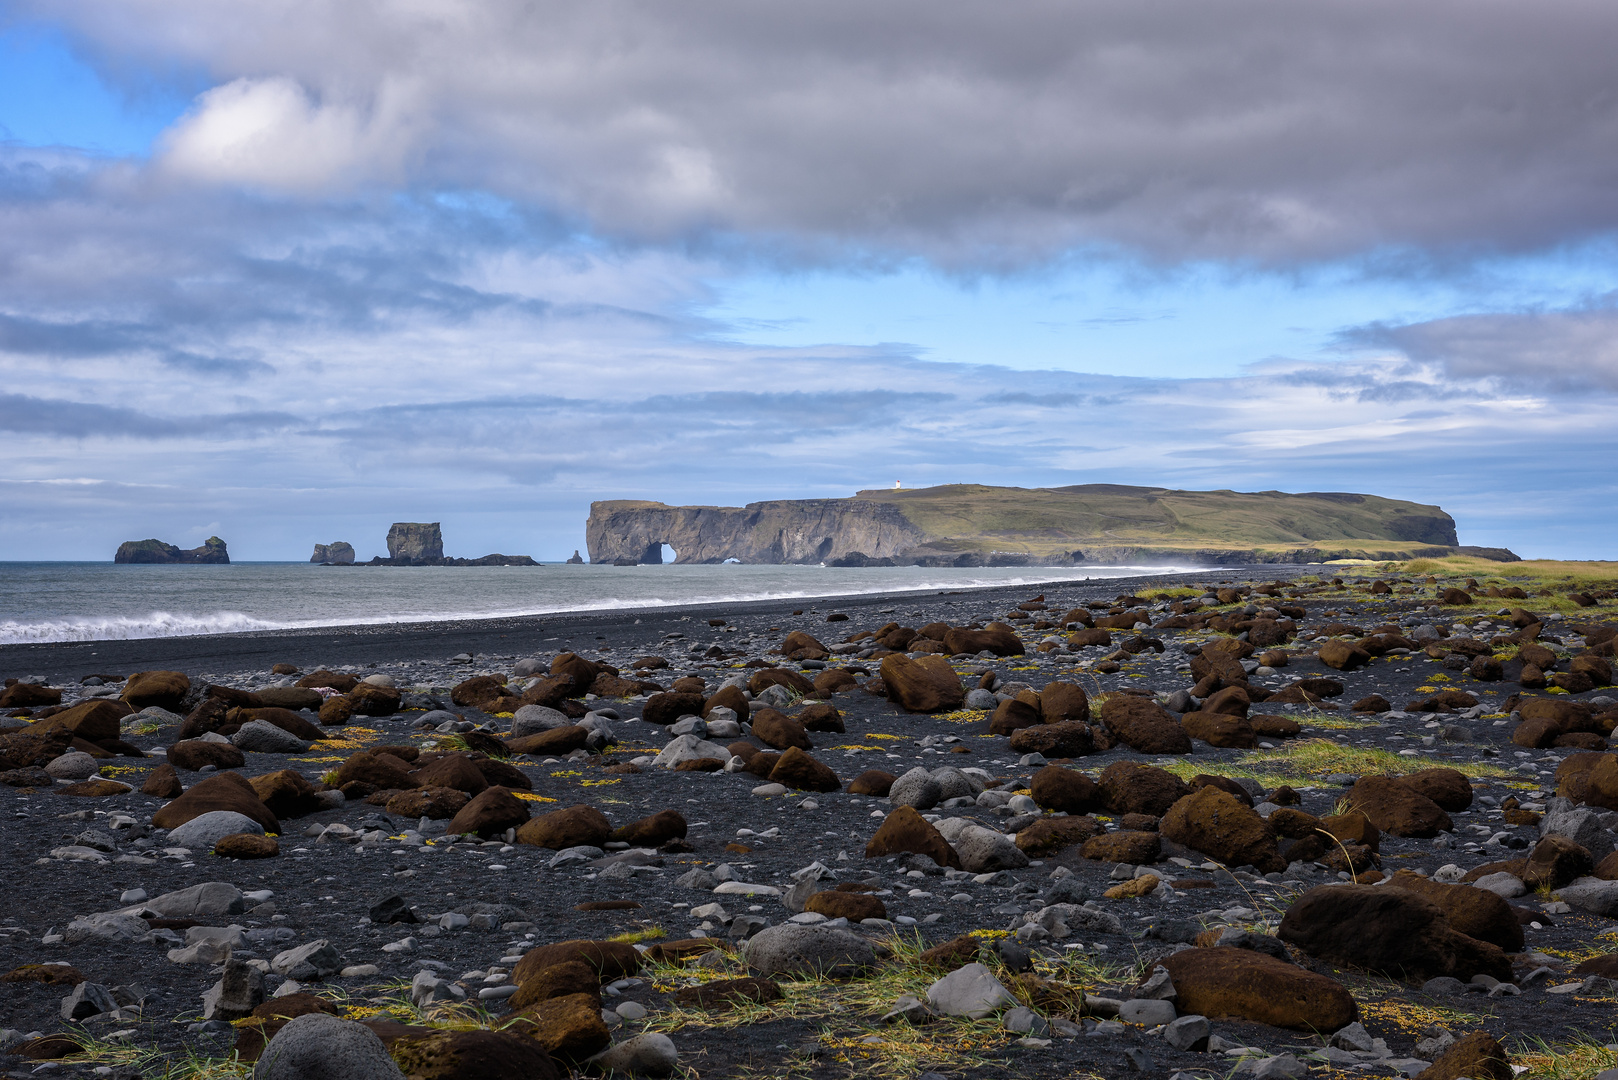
[1,2,1616,562]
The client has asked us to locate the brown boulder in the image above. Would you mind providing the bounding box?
[812,669,859,694]
[516,804,613,849]
[317,695,354,726]
[214,833,279,859]
[879,654,965,713]
[1414,1031,1512,1080]
[123,670,190,710]
[1268,807,1324,840]
[796,702,845,732]
[1098,761,1191,816]
[1161,786,1284,873]
[642,691,707,726]
[1388,871,1523,952]
[450,675,508,709]
[390,1030,560,1080]
[1277,884,1513,984]
[1082,830,1160,864]
[335,751,417,791]
[1400,768,1473,812]
[27,700,130,743]
[782,630,829,658]
[254,687,324,711]
[1182,710,1257,749]
[1008,720,1095,758]
[506,726,589,757]
[988,698,1041,734]
[671,976,783,1010]
[1572,654,1613,686]
[1200,685,1253,718]
[865,805,961,868]
[751,709,812,751]
[1100,695,1191,754]
[1523,835,1593,889]
[507,992,609,1060]
[805,891,886,922]
[248,769,322,818]
[846,769,896,796]
[702,684,750,718]
[0,728,72,770]
[1158,947,1357,1032]
[1318,639,1371,671]
[512,940,643,985]
[769,746,841,792]
[152,770,279,833]
[141,762,183,798]
[1250,714,1301,739]
[942,625,1024,656]
[1321,810,1381,852]
[1038,681,1090,724]
[296,670,359,692]
[1068,628,1113,649]
[550,653,604,692]
[1029,765,1098,813]
[519,675,578,709]
[1346,776,1453,838]
[0,682,61,708]
[347,683,401,716]
[445,785,530,838]
[385,786,470,820]
[167,739,246,772]
[410,754,489,795]
[508,960,600,1011]
[1015,815,1103,855]
[748,668,815,696]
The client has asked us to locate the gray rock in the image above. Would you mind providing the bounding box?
[168,811,265,851]
[587,1032,679,1076]
[137,882,245,919]
[271,939,341,980]
[1118,998,1176,1026]
[1003,1005,1049,1035]
[1248,1054,1307,1079]
[675,868,718,890]
[925,962,1017,1019]
[1211,929,1292,962]
[651,734,732,768]
[65,913,149,943]
[231,720,311,754]
[1557,876,1618,917]
[1470,872,1527,898]
[888,767,942,811]
[61,982,117,1020]
[949,824,1030,873]
[1541,808,1616,859]
[510,705,571,736]
[669,716,708,737]
[744,924,876,978]
[168,937,234,964]
[1413,1025,1455,1058]
[1164,1014,1209,1051]
[1420,976,1467,996]
[881,994,935,1025]
[930,766,984,800]
[409,969,465,1006]
[964,689,999,710]
[251,1012,405,1080]
[513,657,548,677]
[1329,1022,1375,1053]
[1136,966,1177,1000]
[1162,689,1195,714]
[45,751,101,780]
[203,958,265,1020]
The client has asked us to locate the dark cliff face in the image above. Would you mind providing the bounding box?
[585,500,928,564]
[386,523,444,562]
[311,542,356,565]
[114,537,230,564]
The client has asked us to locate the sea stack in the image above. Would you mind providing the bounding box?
[113,537,230,564]
[311,542,356,565]
[386,522,444,562]
[566,550,585,564]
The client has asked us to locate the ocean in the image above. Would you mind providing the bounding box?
[0,561,1198,645]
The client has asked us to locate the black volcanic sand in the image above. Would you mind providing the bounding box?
[3,568,1617,1079]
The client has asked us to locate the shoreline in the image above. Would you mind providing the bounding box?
[0,565,1241,680]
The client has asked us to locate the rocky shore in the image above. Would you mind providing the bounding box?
[2,568,1617,1079]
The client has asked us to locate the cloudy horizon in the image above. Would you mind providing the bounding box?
[2,1,1616,561]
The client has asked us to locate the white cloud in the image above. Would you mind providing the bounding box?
[158,76,414,191]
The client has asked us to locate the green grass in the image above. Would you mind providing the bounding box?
[1153,738,1519,788]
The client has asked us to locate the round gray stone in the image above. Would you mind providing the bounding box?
[167,812,265,852]
[743,924,876,978]
[251,1013,404,1080]
[45,752,100,780]
[230,720,310,754]
[888,767,941,811]
[510,704,571,736]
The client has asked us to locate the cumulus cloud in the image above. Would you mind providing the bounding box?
[26,0,1618,264]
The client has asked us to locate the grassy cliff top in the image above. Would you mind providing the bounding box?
[851,483,1457,555]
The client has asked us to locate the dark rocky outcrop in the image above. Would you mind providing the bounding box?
[310,542,355,565]
[114,537,229,564]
